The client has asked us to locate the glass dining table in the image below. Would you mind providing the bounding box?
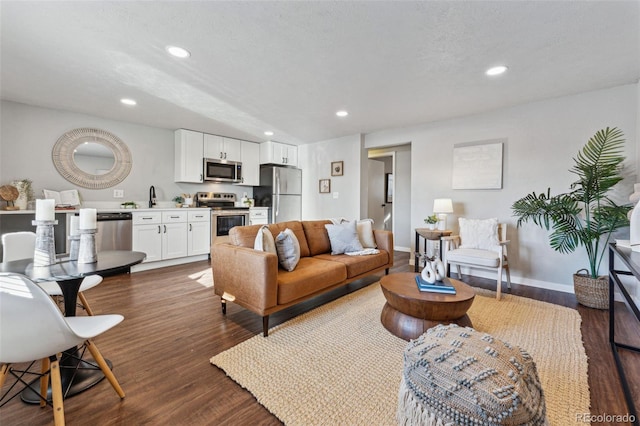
[0,250,146,403]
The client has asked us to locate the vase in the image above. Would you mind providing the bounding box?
[12,180,29,210]
[427,223,436,230]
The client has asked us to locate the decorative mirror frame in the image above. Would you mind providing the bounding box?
[52,128,132,189]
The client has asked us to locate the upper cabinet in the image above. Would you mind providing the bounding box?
[175,129,204,183]
[204,134,241,162]
[175,129,261,185]
[260,141,298,167]
[238,141,260,186]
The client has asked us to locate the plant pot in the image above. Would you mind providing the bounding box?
[426,223,436,230]
[573,272,609,309]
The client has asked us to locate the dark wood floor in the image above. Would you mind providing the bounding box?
[1,252,638,425]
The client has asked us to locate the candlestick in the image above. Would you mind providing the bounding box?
[79,208,97,230]
[68,234,80,260]
[78,228,97,263]
[35,199,55,221]
[32,219,58,266]
[69,215,80,236]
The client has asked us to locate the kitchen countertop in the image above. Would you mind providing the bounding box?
[0,207,210,215]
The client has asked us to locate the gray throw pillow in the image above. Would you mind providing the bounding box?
[324,220,364,255]
[275,228,300,271]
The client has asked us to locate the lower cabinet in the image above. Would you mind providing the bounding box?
[187,210,211,255]
[133,210,211,265]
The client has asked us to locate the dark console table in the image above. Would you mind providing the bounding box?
[608,244,640,425]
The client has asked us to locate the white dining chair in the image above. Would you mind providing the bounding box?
[1,231,102,315]
[0,273,125,426]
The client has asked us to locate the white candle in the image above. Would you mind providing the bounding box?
[79,208,97,230]
[70,215,80,236]
[35,199,55,221]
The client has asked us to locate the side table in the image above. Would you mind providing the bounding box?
[414,228,452,272]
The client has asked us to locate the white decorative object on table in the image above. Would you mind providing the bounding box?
[78,208,97,263]
[68,215,80,260]
[32,199,57,266]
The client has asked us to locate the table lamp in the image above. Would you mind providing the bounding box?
[433,198,453,230]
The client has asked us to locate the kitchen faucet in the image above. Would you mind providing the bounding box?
[149,186,156,208]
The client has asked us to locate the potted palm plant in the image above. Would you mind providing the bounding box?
[511,127,631,309]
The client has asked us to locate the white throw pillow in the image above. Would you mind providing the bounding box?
[357,219,377,248]
[325,220,364,255]
[458,218,500,252]
[254,225,277,255]
[275,228,301,271]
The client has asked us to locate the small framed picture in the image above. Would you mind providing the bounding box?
[319,179,331,193]
[331,161,344,176]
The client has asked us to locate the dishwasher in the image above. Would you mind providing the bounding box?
[94,212,133,251]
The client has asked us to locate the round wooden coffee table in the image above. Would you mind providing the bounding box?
[380,272,475,340]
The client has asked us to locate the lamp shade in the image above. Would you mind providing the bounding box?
[433,198,453,213]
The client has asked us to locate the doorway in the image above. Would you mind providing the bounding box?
[367,155,393,232]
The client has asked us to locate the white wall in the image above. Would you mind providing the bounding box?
[365,83,639,292]
[0,101,252,207]
[299,134,362,220]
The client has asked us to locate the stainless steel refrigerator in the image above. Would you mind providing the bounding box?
[253,165,302,223]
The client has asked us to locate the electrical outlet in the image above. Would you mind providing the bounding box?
[332,192,339,199]
[113,189,124,198]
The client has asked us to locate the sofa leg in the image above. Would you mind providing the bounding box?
[263,316,269,337]
[385,268,389,275]
[221,299,226,315]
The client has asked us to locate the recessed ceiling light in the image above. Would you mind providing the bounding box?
[486,65,508,76]
[120,98,137,106]
[336,110,349,117]
[264,131,274,136]
[166,45,191,58]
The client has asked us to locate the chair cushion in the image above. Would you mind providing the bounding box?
[447,248,500,267]
[324,220,364,255]
[397,324,547,426]
[459,217,500,252]
[275,228,301,272]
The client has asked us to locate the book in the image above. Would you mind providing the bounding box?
[415,275,457,294]
[43,189,81,208]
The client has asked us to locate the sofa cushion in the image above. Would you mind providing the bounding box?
[302,220,333,256]
[254,225,277,254]
[324,220,364,255]
[315,250,389,279]
[277,257,347,304]
[230,224,264,248]
[267,221,310,258]
[357,219,377,248]
[275,228,301,271]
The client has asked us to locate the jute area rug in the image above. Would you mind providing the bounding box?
[210,282,590,425]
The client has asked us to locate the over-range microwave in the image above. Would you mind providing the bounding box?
[203,158,242,183]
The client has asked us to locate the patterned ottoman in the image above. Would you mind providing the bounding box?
[397,324,547,425]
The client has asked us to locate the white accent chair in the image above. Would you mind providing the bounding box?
[1,231,102,315]
[442,218,511,300]
[0,273,125,426]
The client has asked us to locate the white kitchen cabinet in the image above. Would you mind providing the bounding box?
[260,141,298,166]
[175,129,204,183]
[187,210,211,255]
[161,212,188,259]
[249,207,269,225]
[237,140,260,186]
[204,134,241,162]
[132,212,163,262]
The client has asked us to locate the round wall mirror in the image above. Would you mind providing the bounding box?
[52,128,132,189]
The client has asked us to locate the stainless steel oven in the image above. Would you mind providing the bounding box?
[196,192,249,244]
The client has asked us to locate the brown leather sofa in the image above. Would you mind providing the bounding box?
[211,220,394,336]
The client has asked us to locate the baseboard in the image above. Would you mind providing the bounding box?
[131,254,209,272]
[394,246,410,253]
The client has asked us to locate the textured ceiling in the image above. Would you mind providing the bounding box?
[1,1,639,145]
